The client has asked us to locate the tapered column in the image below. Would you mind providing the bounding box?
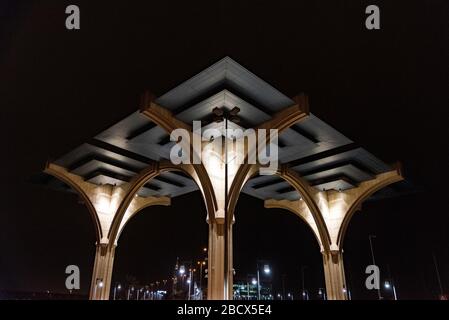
[89,243,116,300]
[322,250,347,300]
[226,222,234,300]
[208,222,224,299]
[207,221,233,300]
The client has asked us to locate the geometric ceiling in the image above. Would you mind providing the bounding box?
[36,57,395,201]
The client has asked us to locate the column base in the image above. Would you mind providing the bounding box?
[322,250,348,300]
[89,243,116,300]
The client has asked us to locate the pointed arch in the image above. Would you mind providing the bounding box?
[44,162,102,243]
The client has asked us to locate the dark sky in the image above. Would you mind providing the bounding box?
[0,0,448,299]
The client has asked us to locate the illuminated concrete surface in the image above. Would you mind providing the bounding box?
[37,57,404,300]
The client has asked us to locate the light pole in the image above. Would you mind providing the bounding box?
[187,275,192,300]
[302,290,309,300]
[281,274,286,301]
[113,284,121,300]
[301,266,308,300]
[385,264,398,300]
[384,281,397,300]
[256,262,270,300]
[179,264,186,293]
[368,235,382,300]
[318,288,326,300]
[127,286,134,300]
[257,264,261,300]
[432,253,444,299]
[198,260,206,297]
[251,277,257,300]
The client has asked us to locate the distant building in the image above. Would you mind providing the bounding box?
[233,276,273,300]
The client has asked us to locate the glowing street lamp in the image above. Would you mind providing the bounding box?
[113,283,121,300]
[318,288,326,300]
[179,265,186,275]
[263,265,271,274]
[302,290,309,300]
[384,280,398,300]
[256,262,271,300]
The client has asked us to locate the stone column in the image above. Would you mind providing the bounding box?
[322,250,347,300]
[226,222,234,300]
[207,220,232,300]
[207,222,225,299]
[89,243,116,300]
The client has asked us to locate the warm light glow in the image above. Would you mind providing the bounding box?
[97,194,110,213]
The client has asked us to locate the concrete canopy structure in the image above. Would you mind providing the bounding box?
[37,57,403,300]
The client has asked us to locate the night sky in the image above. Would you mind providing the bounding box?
[1,1,448,299]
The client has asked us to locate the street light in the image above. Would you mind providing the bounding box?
[318,288,326,300]
[263,265,271,274]
[368,235,382,300]
[136,287,142,300]
[302,290,308,300]
[197,260,206,297]
[384,280,398,300]
[179,265,186,275]
[256,262,271,300]
[113,283,121,300]
[301,266,308,300]
[127,286,134,300]
[187,277,192,300]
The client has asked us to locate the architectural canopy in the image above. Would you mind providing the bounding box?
[36,57,405,301]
